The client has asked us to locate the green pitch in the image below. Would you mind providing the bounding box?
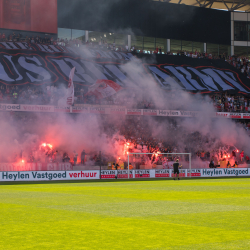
[0,178,250,250]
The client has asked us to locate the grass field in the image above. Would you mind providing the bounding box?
[0,178,250,250]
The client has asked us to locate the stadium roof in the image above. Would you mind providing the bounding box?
[154,0,250,12]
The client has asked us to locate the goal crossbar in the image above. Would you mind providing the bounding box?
[127,152,191,178]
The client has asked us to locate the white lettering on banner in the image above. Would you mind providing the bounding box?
[134,170,150,178]
[243,113,250,119]
[36,44,55,53]
[104,65,128,84]
[213,69,250,93]
[21,105,54,112]
[164,66,197,90]
[64,58,95,83]
[172,169,186,177]
[148,65,250,93]
[143,109,157,116]
[0,61,15,81]
[216,112,229,117]
[81,61,113,81]
[15,42,34,50]
[0,42,33,50]
[0,163,71,172]
[110,108,126,115]
[127,109,142,115]
[158,110,179,116]
[118,52,134,60]
[47,163,72,171]
[0,171,100,181]
[89,107,105,114]
[72,106,89,113]
[51,58,90,83]
[101,170,116,179]
[37,44,68,53]
[179,111,199,117]
[4,55,23,80]
[0,169,249,182]
[0,104,20,111]
[54,106,70,113]
[201,68,234,91]
[0,171,67,181]
[202,168,249,177]
[68,171,99,179]
[155,169,171,177]
[0,42,133,59]
[18,56,52,82]
[148,66,182,89]
[1,44,250,94]
[0,163,42,172]
[48,45,61,53]
[187,67,219,91]
[187,169,201,177]
[0,102,248,120]
[117,170,133,178]
[175,67,206,90]
[229,113,242,119]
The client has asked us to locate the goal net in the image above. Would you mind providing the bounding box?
[117,152,192,179]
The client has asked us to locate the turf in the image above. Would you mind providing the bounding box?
[0,178,250,250]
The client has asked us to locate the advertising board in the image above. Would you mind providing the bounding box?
[0,168,249,182]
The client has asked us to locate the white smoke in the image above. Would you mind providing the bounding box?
[0,49,249,167]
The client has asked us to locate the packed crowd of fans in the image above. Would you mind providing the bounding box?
[1,81,250,114]
[210,93,250,112]
[0,32,246,61]
[9,113,249,168]
[76,116,250,167]
[1,33,250,112]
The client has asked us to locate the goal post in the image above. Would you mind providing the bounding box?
[127,152,192,179]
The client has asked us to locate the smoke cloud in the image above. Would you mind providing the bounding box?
[0,48,249,169]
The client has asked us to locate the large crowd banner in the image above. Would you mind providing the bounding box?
[0,42,250,95]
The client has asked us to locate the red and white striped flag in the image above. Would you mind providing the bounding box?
[86,79,122,99]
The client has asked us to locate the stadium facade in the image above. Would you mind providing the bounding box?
[0,0,250,57]
[56,0,250,57]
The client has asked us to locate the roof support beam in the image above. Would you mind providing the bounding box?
[203,1,214,8]
[202,0,207,6]
[209,1,214,8]
[196,0,202,7]
[233,4,247,10]
[222,0,230,11]
[231,0,236,9]
[231,0,247,11]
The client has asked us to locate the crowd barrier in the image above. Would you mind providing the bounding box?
[0,103,249,119]
[0,168,249,182]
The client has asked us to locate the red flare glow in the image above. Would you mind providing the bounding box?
[41,143,53,149]
[21,159,24,163]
